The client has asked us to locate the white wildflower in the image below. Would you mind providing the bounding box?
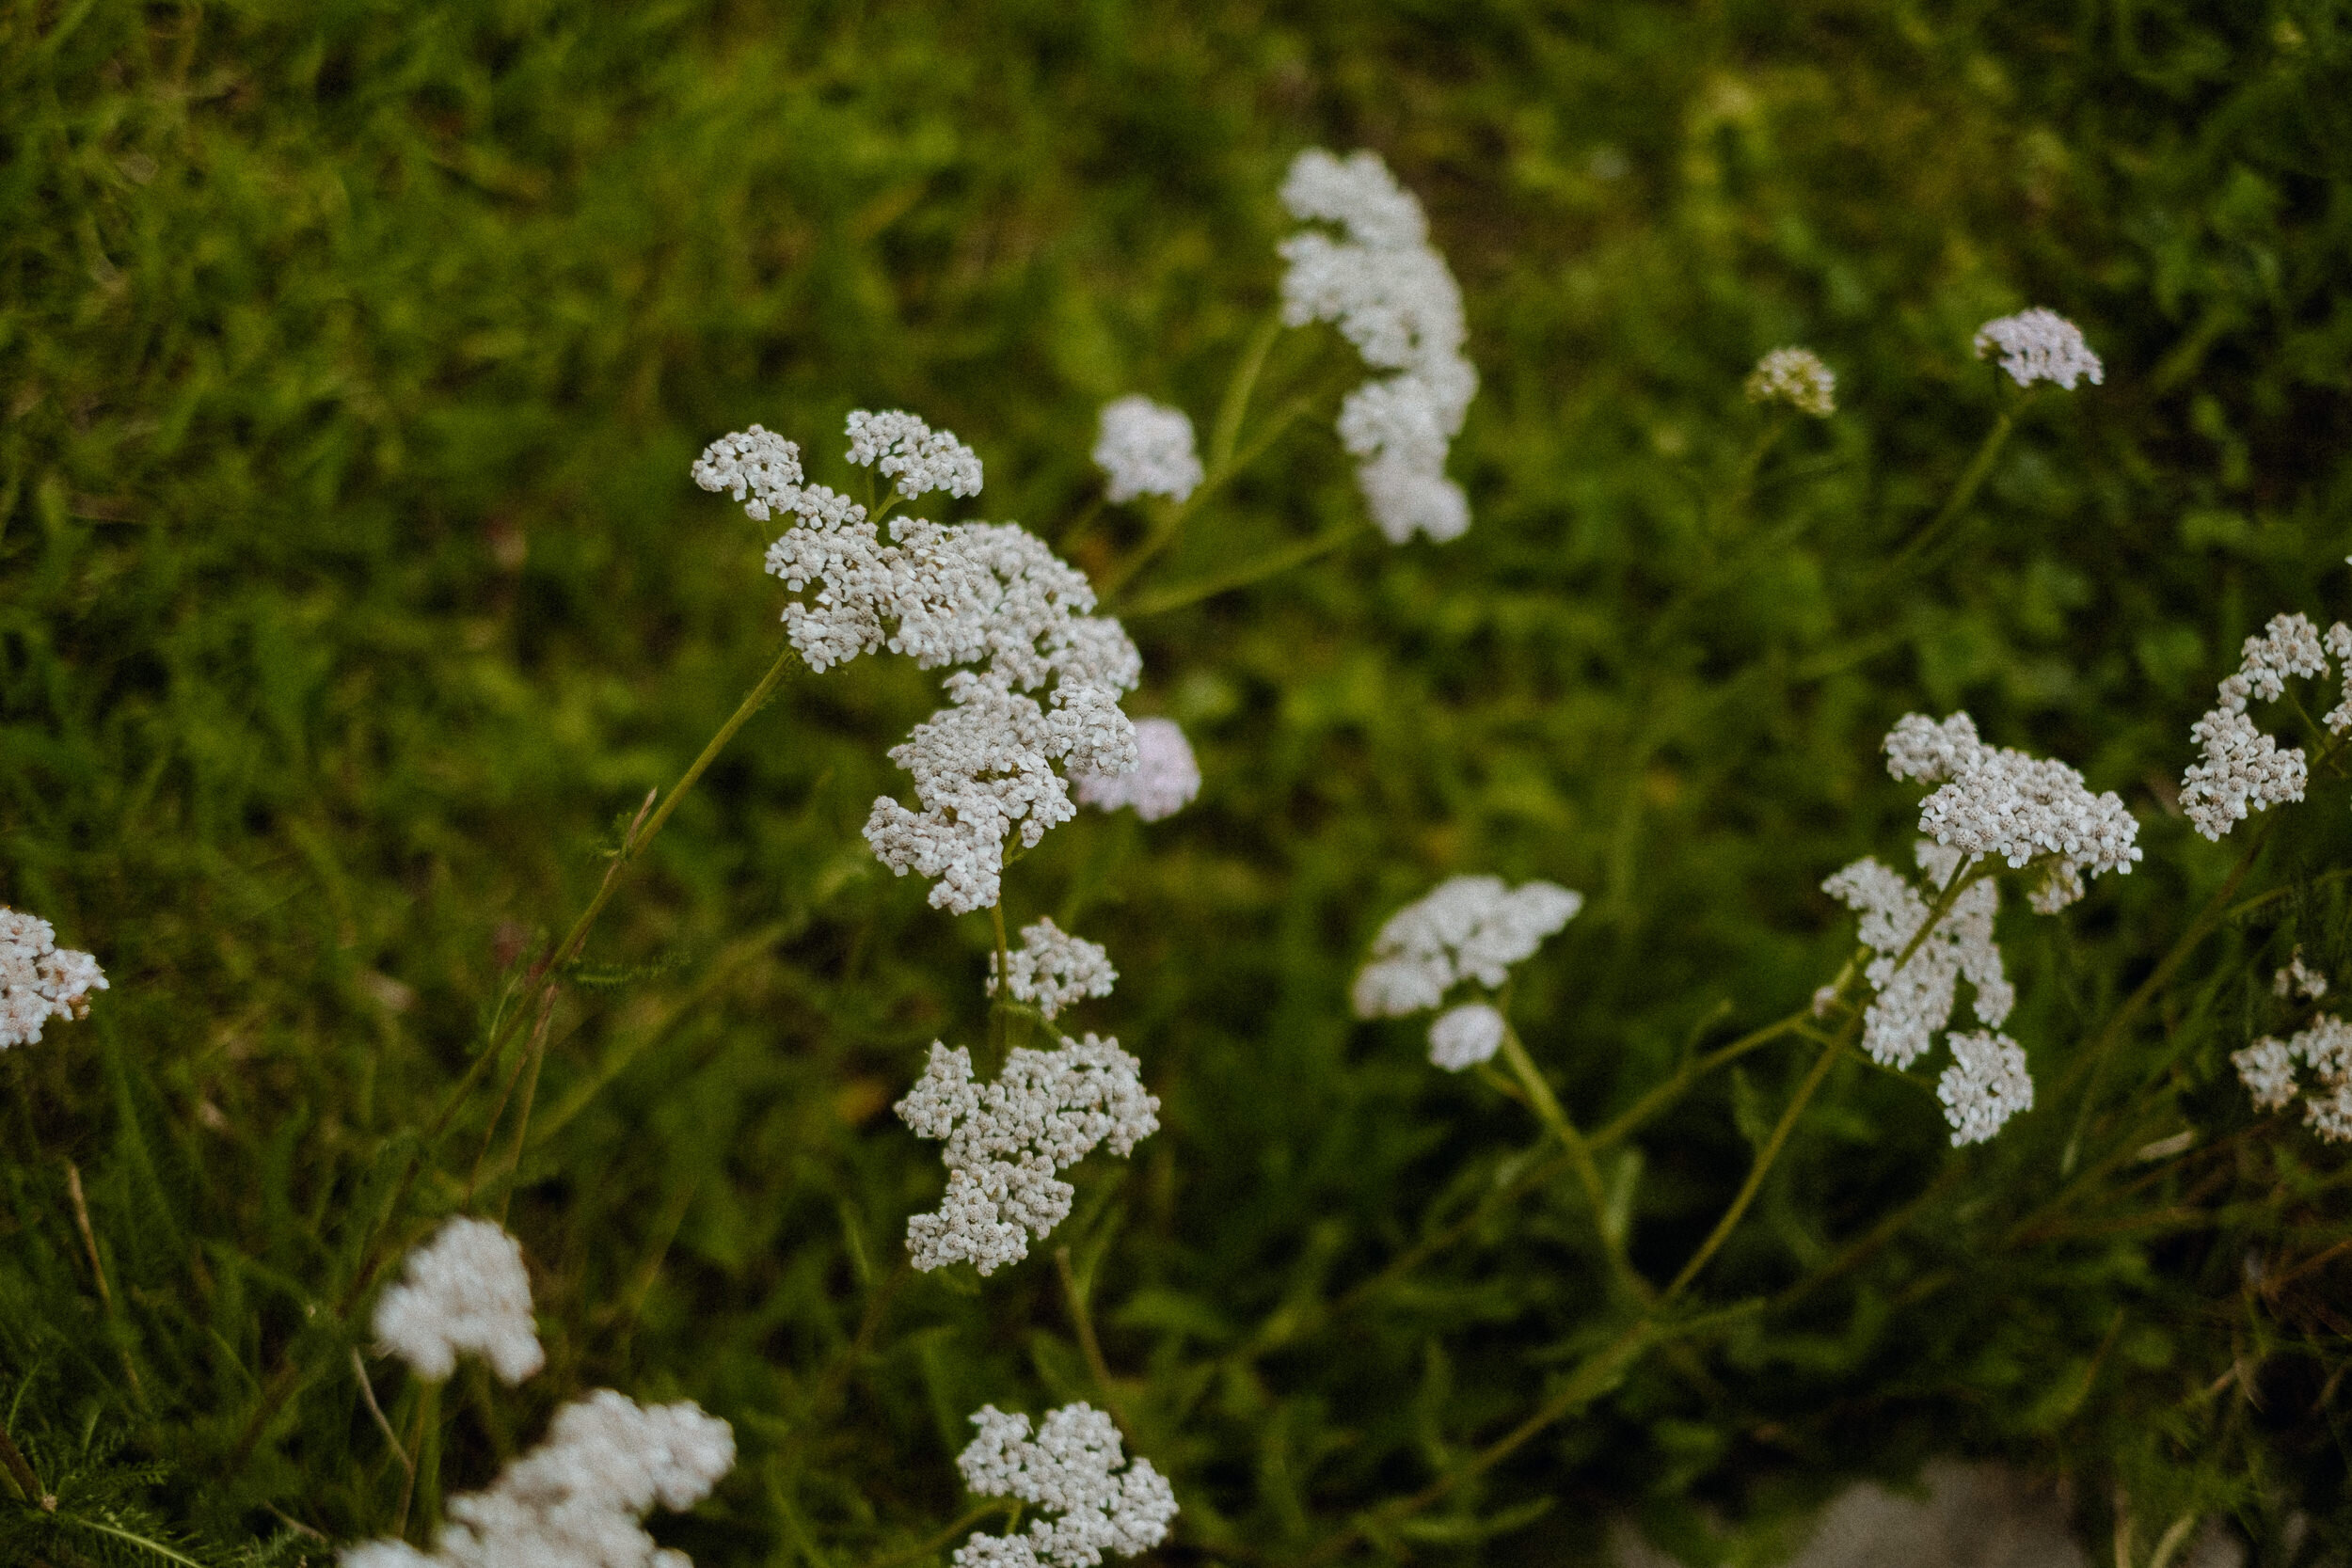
[1074,717,1200,822]
[1279,148,1478,544]
[1093,396,1203,504]
[2275,946,2329,1002]
[0,908,106,1051]
[847,408,984,499]
[954,1403,1177,1568]
[2233,1037,2297,1112]
[689,425,804,523]
[1972,308,2104,390]
[1885,711,2141,895]
[340,1389,734,1568]
[897,1036,1160,1275]
[2179,612,2345,841]
[991,918,1117,1022]
[1937,1031,2035,1146]
[1352,875,1583,1019]
[373,1217,544,1386]
[1426,1002,1506,1071]
[1822,841,2010,1070]
[1743,348,1836,417]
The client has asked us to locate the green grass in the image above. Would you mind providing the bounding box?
[5,0,2352,1562]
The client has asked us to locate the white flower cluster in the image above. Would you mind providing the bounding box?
[373,1217,545,1386]
[0,908,106,1051]
[1093,396,1203,504]
[1936,1030,2035,1147]
[953,1403,1177,1568]
[1352,876,1581,1070]
[1822,841,2013,1072]
[1884,711,2141,910]
[991,917,1117,1022]
[2234,1016,2352,1141]
[2276,946,2329,1002]
[1972,308,2105,390]
[2180,613,2352,841]
[696,413,1143,913]
[1743,347,1836,417]
[846,408,985,499]
[1074,717,1200,823]
[342,1390,736,1568]
[1278,148,1479,545]
[896,1036,1160,1275]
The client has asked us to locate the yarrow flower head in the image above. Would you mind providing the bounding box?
[1426,1002,1506,1072]
[991,917,1116,1022]
[1885,711,2141,909]
[1279,148,1479,544]
[341,1389,735,1568]
[1823,841,2013,1074]
[1093,396,1203,504]
[2179,612,2352,841]
[1743,347,1836,417]
[953,1403,1177,1568]
[372,1217,544,1386]
[1972,308,2104,390]
[846,409,984,499]
[1937,1031,2035,1146]
[2276,946,2330,1003]
[0,907,106,1051]
[1074,717,1200,823]
[895,1036,1159,1275]
[2234,1016,2352,1141]
[698,411,1144,913]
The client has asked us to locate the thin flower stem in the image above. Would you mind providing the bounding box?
[1662,1018,1857,1303]
[1210,307,1285,473]
[350,1349,414,1498]
[1096,393,1321,603]
[861,1500,1020,1568]
[1118,516,1361,619]
[1499,1023,1651,1299]
[64,1161,142,1405]
[988,902,1013,1070]
[1054,1245,1132,1436]
[1877,405,2020,578]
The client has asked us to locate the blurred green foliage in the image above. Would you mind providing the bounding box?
[6,0,2352,1562]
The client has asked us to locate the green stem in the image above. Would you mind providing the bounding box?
[862,1501,1022,1568]
[1211,307,1285,473]
[1878,406,2018,578]
[1055,1245,1131,1435]
[988,902,1013,1070]
[0,1420,52,1510]
[1117,516,1361,618]
[1499,1023,1650,1299]
[1662,1021,1854,1302]
[1096,392,1320,602]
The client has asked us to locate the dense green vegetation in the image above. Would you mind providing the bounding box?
[6,0,2352,1561]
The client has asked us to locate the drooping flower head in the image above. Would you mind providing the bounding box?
[373,1217,544,1386]
[896,1036,1159,1275]
[1352,876,1581,1069]
[990,917,1117,1022]
[1279,148,1479,544]
[1972,308,2104,390]
[1743,347,1836,417]
[1093,396,1203,504]
[954,1403,1177,1568]
[340,1389,735,1568]
[1074,717,1200,823]
[0,908,105,1051]
[2179,612,2352,841]
[696,411,1144,912]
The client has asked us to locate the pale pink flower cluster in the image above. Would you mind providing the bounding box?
[1074,717,1200,823]
[991,917,1117,1022]
[1093,396,1203,504]
[895,1037,1159,1275]
[373,1217,545,1386]
[1279,149,1479,544]
[1353,876,1581,1070]
[695,413,1143,913]
[2234,1016,2352,1141]
[0,908,105,1050]
[1884,711,2141,910]
[954,1403,1177,1568]
[1972,308,2104,390]
[2179,613,2352,841]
